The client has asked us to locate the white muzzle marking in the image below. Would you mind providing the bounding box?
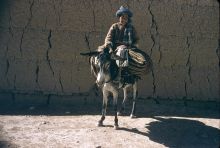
[96,70,104,86]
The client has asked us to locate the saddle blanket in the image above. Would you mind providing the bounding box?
[116,47,153,77]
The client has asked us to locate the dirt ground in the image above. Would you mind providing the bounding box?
[0,98,219,148]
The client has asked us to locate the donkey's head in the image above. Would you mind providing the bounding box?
[95,48,115,86]
[80,48,123,86]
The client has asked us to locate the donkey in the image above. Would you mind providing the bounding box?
[81,48,138,129]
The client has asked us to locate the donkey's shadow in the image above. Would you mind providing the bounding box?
[118,117,220,148]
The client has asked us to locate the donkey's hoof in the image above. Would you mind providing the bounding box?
[130,114,136,119]
[114,125,119,130]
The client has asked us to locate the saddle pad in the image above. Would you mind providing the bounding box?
[128,49,146,64]
[127,48,153,76]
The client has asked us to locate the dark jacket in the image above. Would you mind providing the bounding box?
[104,22,139,50]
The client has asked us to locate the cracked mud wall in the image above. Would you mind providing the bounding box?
[0,0,219,101]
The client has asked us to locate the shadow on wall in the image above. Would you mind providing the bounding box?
[119,117,220,148]
[0,91,220,121]
[0,84,219,119]
[0,0,7,17]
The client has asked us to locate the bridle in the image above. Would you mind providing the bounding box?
[97,52,119,84]
[105,61,119,84]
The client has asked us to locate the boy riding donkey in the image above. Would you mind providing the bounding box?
[80,6,153,127]
[99,6,152,88]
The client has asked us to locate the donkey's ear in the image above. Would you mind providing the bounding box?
[80,51,100,56]
[110,53,125,61]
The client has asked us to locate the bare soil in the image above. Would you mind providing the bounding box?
[0,99,219,148]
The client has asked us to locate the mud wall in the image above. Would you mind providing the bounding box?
[0,0,219,101]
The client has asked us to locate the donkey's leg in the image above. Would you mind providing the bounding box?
[130,81,138,118]
[98,90,109,127]
[113,91,119,129]
[118,87,129,116]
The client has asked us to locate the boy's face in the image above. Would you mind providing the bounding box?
[119,14,128,26]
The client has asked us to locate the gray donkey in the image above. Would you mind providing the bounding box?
[81,48,139,129]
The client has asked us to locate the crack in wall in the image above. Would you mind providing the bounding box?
[47,30,52,49]
[183,80,188,106]
[28,0,34,27]
[147,1,155,56]
[147,0,162,63]
[216,39,220,67]
[84,32,91,51]
[5,36,10,57]
[35,61,40,88]
[206,75,212,96]
[186,36,192,83]
[8,6,13,37]
[179,5,184,23]
[150,33,155,56]
[181,4,194,90]
[151,70,156,97]
[19,0,34,55]
[19,30,25,55]
[5,22,11,78]
[46,29,55,76]
[192,0,199,17]
[5,59,9,77]
[146,1,158,98]
[171,63,175,72]
[59,71,64,92]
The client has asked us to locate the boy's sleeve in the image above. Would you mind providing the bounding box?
[104,24,116,48]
